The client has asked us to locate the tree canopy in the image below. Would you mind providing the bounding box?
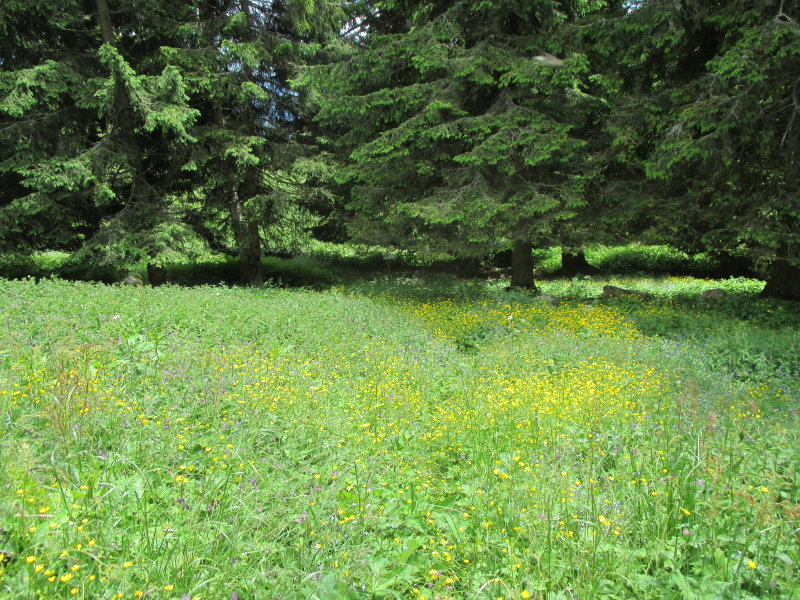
[1,0,798,295]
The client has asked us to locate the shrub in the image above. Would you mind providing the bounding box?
[0,253,39,279]
[165,255,341,288]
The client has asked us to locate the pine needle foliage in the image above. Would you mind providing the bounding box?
[298,0,609,260]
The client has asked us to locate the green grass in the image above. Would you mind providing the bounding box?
[1,274,798,600]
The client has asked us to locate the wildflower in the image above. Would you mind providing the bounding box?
[748,560,757,569]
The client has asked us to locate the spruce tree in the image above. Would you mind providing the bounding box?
[0,0,198,270]
[594,0,800,297]
[163,0,340,285]
[299,0,608,288]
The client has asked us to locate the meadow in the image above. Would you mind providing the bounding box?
[1,272,798,599]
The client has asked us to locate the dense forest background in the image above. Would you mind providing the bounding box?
[1,0,798,298]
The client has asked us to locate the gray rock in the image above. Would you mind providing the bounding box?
[602,284,651,301]
[701,288,726,300]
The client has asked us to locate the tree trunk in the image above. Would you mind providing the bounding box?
[147,263,167,286]
[713,252,755,278]
[203,0,263,287]
[240,220,263,286]
[760,259,800,301]
[454,257,478,278]
[556,249,600,277]
[510,240,536,290]
[96,0,114,45]
[229,178,264,286]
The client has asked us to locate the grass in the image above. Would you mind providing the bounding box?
[0,273,798,600]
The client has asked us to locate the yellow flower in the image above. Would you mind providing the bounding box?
[26,556,37,563]
[748,560,757,569]
[164,584,174,591]
[123,561,134,568]
[521,591,531,599]
[60,573,74,583]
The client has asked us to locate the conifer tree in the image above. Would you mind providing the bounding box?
[593,0,800,297]
[163,0,340,285]
[0,0,198,268]
[299,0,608,288]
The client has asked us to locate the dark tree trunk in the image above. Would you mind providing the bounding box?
[713,252,755,278]
[147,263,167,286]
[760,259,800,301]
[230,178,264,287]
[96,0,114,45]
[556,250,600,276]
[454,257,478,278]
[510,240,536,290]
[202,0,263,287]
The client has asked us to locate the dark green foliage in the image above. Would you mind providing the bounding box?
[164,255,341,288]
[1,0,799,298]
[298,0,606,263]
[0,0,198,262]
[0,253,38,279]
[588,246,718,276]
[595,0,800,262]
[0,0,340,282]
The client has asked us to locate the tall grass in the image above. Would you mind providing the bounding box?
[0,275,797,599]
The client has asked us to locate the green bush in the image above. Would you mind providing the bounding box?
[0,253,39,279]
[301,241,421,270]
[588,245,717,275]
[262,255,341,288]
[165,255,341,288]
[164,257,240,286]
[56,259,123,283]
[31,251,71,274]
